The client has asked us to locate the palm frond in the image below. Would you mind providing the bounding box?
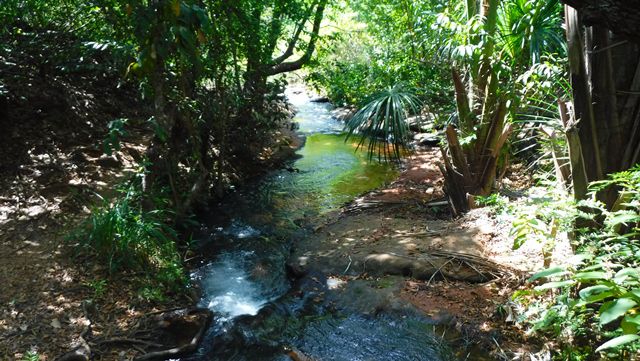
[344,84,422,162]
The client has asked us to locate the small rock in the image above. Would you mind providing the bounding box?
[51,318,62,328]
[413,133,440,147]
[96,155,122,168]
[310,96,331,103]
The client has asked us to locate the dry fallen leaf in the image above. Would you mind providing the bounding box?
[51,318,62,328]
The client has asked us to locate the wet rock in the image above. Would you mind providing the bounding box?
[413,133,441,147]
[309,96,331,103]
[330,107,357,122]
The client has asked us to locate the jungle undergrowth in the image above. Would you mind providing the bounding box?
[502,166,640,360]
[69,173,188,301]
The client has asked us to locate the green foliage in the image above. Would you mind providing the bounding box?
[21,350,39,361]
[516,165,640,357]
[72,179,186,293]
[509,185,575,265]
[307,0,453,112]
[344,84,422,162]
[497,0,566,68]
[475,193,508,209]
[103,118,128,156]
[86,279,108,299]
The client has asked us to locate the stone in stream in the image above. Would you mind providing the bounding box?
[413,133,441,147]
[330,106,357,121]
[309,96,331,103]
[406,114,435,133]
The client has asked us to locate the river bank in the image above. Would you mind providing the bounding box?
[0,77,304,359]
[285,148,544,359]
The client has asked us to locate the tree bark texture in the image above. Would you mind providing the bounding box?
[562,0,640,43]
[563,3,640,204]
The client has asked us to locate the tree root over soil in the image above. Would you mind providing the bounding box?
[363,250,524,283]
[56,308,212,361]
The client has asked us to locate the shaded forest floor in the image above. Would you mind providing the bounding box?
[0,47,192,358]
[0,37,298,358]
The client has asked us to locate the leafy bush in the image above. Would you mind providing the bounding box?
[305,1,453,112]
[72,180,186,293]
[516,165,640,358]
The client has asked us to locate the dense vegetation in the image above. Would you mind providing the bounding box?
[2,0,640,359]
[309,2,640,356]
[1,0,328,295]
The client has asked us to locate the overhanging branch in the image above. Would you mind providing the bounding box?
[267,0,327,76]
[272,2,316,65]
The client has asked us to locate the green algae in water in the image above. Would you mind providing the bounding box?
[294,133,398,213]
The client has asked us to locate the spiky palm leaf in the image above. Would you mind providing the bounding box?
[344,84,422,162]
[498,0,565,67]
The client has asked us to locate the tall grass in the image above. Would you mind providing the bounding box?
[72,181,185,293]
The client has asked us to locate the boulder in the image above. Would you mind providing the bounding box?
[330,107,357,122]
[413,133,441,147]
[407,114,435,133]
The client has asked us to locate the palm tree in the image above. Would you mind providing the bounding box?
[438,0,565,215]
[497,0,565,67]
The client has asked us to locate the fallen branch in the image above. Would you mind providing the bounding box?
[94,337,163,349]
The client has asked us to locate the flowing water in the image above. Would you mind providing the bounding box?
[187,87,456,360]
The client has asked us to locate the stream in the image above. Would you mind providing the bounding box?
[186,87,458,361]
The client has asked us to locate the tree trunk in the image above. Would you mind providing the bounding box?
[564,4,640,204]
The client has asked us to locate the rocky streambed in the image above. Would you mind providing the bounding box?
[182,88,527,361]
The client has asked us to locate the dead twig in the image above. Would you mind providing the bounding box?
[343,255,353,274]
[93,337,163,349]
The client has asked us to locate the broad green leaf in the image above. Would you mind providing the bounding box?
[622,315,640,334]
[595,334,640,352]
[534,280,575,291]
[615,268,640,284]
[575,271,609,282]
[622,320,638,334]
[528,266,567,282]
[579,285,612,301]
[600,298,638,325]
[580,264,605,272]
[606,212,640,227]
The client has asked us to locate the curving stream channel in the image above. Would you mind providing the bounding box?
[185,87,458,361]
